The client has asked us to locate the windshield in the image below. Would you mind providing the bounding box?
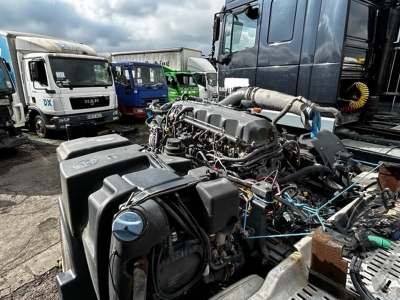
[0,60,14,93]
[207,73,217,87]
[49,57,113,88]
[131,65,166,86]
[176,74,197,87]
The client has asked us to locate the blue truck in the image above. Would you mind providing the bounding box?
[111,61,168,120]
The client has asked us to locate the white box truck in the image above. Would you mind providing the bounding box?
[111,48,218,99]
[0,30,119,138]
[187,57,218,99]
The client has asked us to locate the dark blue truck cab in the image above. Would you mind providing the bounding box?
[212,0,400,138]
[112,61,168,119]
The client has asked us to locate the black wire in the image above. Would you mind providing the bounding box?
[349,252,376,300]
[279,185,299,198]
[151,194,210,300]
[108,249,120,300]
[345,197,366,230]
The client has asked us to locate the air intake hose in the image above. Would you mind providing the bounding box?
[220,87,342,127]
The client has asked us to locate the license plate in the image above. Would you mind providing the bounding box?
[87,113,102,119]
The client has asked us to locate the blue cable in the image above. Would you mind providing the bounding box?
[242,161,383,237]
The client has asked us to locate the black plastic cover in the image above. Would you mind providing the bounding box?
[59,144,157,236]
[310,130,347,169]
[158,154,192,175]
[56,133,133,162]
[195,178,239,233]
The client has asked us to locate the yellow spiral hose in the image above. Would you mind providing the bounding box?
[349,82,369,109]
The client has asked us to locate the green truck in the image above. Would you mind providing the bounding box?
[163,66,199,101]
[109,48,201,101]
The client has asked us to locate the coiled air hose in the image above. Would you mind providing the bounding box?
[349,82,369,109]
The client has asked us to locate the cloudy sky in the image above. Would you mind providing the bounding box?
[0,0,224,56]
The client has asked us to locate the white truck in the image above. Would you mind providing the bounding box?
[0,30,119,138]
[187,57,218,99]
[111,47,218,99]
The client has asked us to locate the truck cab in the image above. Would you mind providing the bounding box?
[187,57,219,99]
[112,61,168,119]
[0,57,27,148]
[192,71,218,99]
[212,0,400,141]
[0,31,119,138]
[164,67,199,101]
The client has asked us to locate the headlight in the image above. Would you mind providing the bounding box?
[56,117,70,124]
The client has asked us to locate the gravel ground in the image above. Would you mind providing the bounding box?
[0,123,149,300]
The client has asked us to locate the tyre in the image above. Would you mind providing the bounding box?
[34,115,48,138]
[118,107,127,124]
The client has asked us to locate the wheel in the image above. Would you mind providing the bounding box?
[34,115,48,138]
[118,107,126,124]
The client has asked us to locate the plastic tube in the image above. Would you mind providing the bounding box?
[276,165,332,185]
[220,87,342,127]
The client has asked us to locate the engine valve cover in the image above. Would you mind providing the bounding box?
[174,101,271,147]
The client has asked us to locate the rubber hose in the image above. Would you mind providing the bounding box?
[221,87,342,126]
[210,260,228,271]
[310,105,342,126]
[154,197,196,238]
[276,165,332,185]
[220,87,311,130]
[219,87,248,106]
[247,88,306,118]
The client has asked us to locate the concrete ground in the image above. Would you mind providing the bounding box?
[0,135,62,299]
[0,125,149,299]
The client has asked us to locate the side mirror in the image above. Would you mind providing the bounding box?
[213,14,220,43]
[219,53,232,65]
[29,62,40,81]
[3,60,11,72]
[109,66,115,77]
[245,7,259,20]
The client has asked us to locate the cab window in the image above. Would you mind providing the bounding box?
[223,6,259,53]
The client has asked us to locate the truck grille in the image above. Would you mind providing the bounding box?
[70,96,110,109]
[143,98,167,104]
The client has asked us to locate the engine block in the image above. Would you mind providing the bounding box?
[173,101,271,147]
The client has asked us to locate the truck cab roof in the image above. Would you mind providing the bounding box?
[111,61,163,68]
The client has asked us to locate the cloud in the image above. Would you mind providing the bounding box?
[0,0,224,56]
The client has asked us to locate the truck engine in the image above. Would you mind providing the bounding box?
[57,91,400,300]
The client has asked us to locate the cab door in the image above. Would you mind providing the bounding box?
[23,55,58,116]
[257,0,307,96]
[217,1,261,96]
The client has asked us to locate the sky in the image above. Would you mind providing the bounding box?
[0,0,224,57]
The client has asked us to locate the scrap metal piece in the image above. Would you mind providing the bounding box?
[309,227,359,299]
[378,162,400,192]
